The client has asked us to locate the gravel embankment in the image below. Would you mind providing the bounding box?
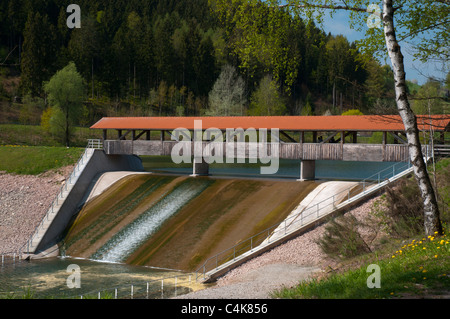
[0,167,73,254]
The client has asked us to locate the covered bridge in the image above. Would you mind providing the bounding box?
[90,115,450,178]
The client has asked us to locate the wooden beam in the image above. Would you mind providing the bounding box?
[280,130,297,143]
[118,130,132,140]
[134,130,148,141]
[389,131,408,144]
[321,132,339,143]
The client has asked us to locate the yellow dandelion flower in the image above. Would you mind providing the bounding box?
[435,255,438,258]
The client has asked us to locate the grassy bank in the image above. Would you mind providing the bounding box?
[273,229,449,299]
[0,124,100,147]
[0,145,84,175]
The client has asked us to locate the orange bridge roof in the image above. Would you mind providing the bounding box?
[91,115,450,132]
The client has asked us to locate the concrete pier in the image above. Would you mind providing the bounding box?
[300,160,315,180]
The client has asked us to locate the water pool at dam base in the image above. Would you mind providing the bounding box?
[0,256,202,299]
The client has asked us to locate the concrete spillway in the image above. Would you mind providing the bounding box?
[63,173,318,271]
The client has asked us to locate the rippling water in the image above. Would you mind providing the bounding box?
[0,257,196,299]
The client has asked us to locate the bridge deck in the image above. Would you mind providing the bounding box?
[103,140,416,162]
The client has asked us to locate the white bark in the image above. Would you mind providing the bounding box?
[382,0,442,236]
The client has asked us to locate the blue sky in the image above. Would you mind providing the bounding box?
[320,10,446,85]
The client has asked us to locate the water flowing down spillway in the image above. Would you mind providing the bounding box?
[90,179,212,263]
[63,174,318,271]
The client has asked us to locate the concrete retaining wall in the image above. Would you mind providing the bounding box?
[34,150,144,253]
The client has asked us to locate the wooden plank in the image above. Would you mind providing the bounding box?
[384,144,409,162]
[343,144,384,162]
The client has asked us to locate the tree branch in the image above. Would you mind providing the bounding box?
[0,46,18,66]
[278,2,368,14]
[398,20,450,42]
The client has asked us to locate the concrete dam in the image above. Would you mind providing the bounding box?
[63,172,318,271]
[24,114,445,277]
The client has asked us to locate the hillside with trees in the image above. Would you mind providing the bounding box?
[0,0,448,127]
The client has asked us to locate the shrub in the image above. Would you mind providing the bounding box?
[341,109,363,116]
[373,178,424,238]
[318,214,371,260]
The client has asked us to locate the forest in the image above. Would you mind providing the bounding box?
[0,0,448,128]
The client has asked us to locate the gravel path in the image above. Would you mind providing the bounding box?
[0,167,73,254]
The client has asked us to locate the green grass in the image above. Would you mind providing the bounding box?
[0,145,84,175]
[273,229,450,299]
[0,124,101,147]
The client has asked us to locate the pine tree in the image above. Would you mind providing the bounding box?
[20,11,56,96]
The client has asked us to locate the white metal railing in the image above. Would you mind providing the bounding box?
[21,140,102,254]
[74,272,198,299]
[87,139,103,150]
[195,160,413,281]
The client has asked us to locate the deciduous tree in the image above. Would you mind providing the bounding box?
[44,62,85,147]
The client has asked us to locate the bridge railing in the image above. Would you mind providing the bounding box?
[195,160,413,281]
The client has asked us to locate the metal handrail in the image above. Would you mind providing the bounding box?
[195,160,413,281]
[74,272,196,299]
[21,139,102,254]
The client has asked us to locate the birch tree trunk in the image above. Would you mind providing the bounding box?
[382,0,442,236]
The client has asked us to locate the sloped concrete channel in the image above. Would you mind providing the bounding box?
[63,173,318,272]
[198,163,413,282]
